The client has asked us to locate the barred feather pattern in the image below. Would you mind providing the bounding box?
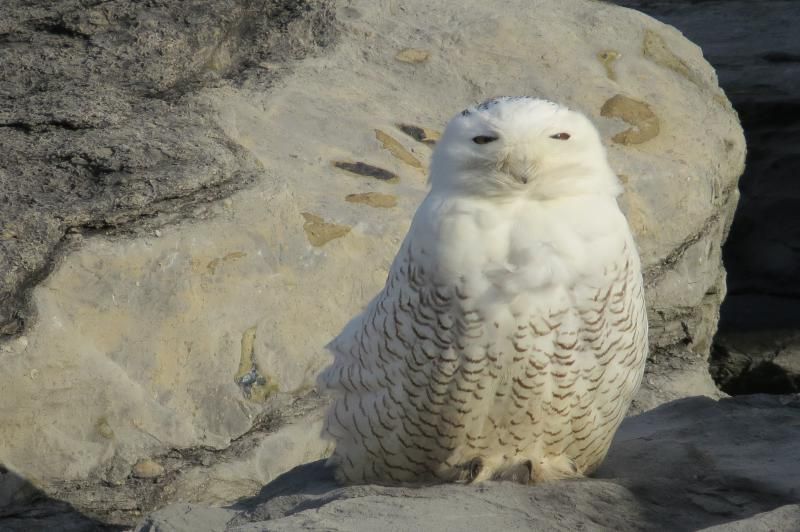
[320,216,647,484]
[319,96,648,485]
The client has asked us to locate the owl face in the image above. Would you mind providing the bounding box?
[430,97,620,199]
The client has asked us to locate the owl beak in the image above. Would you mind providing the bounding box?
[499,156,531,185]
[507,161,532,185]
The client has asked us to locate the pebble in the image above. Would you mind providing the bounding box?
[132,459,165,479]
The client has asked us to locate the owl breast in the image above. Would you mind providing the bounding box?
[319,193,648,484]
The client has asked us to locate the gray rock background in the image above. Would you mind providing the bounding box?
[610,1,800,392]
[136,396,800,532]
[0,0,756,529]
[0,0,336,336]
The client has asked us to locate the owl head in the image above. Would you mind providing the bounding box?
[429,97,622,200]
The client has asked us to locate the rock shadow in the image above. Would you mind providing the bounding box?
[0,466,125,531]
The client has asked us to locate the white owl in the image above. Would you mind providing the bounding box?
[319,97,648,485]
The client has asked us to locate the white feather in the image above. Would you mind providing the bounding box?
[319,97,648,484]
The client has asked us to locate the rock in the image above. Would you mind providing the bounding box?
[711,330,800,394]
[374,129,423,170]
[609,1,800,384]
[0,468,115,532]
[132,459,165,479]
[135,395,800,531]
[0,0,744,526]
[0,0,337,336]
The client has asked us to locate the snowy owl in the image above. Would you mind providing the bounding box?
[319,97,648,485]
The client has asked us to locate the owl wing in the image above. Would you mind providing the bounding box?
[482,236,648,479]
[319,224,486,483]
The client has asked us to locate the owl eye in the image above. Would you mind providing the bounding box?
[550,132,571,140]
[472,135,498,145]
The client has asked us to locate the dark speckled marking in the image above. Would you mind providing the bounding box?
[333,161,398,182]
[461,96,557,118]
[397,124,439,145]
[477,96,534,111]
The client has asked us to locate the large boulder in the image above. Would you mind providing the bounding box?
[609,1,800,390]
[135,395,800,531]
[0,0,744,526]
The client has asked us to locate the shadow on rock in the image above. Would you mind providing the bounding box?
[229,460,341,520]
[0,466,125,532]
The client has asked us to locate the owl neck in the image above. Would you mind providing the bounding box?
[429,165,622,202]
[526,165,623,201]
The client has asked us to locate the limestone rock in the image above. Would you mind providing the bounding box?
[0,0,337,336]
[711,330,800,394]
[610,0,799,391]
[0,0,744,525]
[135,396,800,531]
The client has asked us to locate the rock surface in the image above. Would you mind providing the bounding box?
[135,395,800,531]
[711,330,800,394]
[0,0,336,336]
[610,1,800,386]
[1,0,745,527]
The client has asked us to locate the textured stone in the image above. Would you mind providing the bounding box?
[610,0,800,389]
[711,330,800,394]
[0,0,337,336]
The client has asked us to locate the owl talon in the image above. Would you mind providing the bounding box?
[493,460,532,484]
[463,457,483,482]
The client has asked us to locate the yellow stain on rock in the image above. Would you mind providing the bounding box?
[234,326,277,402]
[206,251,247,275]
[642,31,728,110]
[395,48,430,63]
[95,417,114,439]
[301,213,351,247]
[345,192,398,208]
[600,94,660,145]
[643,30,699,87]
[598,50,621,81]
[236,326,257,380]
[374,129,423,170]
